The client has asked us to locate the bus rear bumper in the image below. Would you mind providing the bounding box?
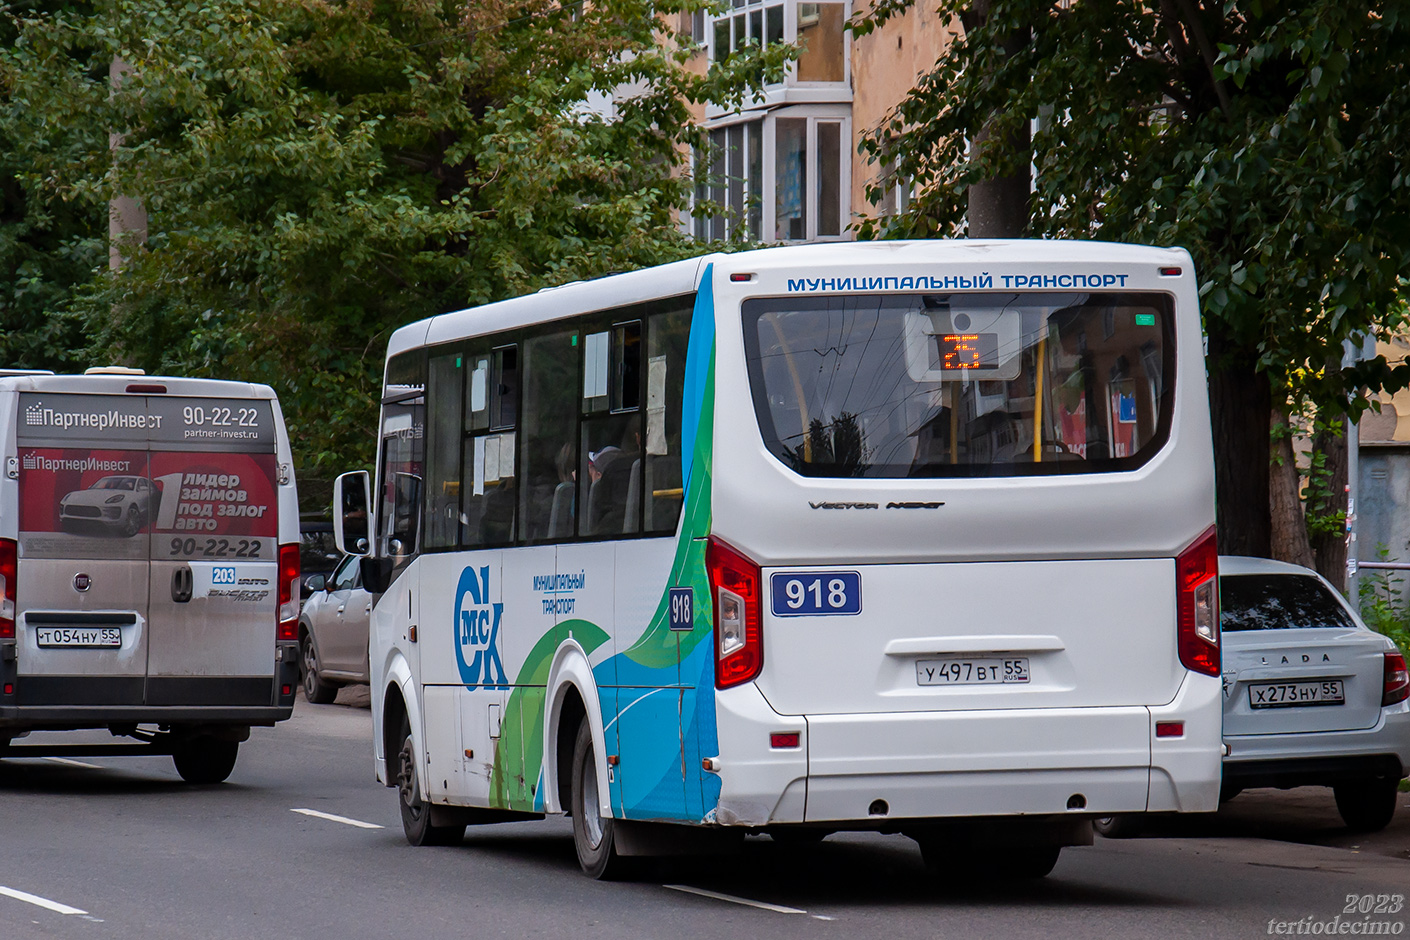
[711,673,1222,826]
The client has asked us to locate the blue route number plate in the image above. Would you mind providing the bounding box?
[668,587,694,631]
[770,571,862,617]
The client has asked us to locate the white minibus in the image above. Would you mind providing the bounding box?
[335,240,1222,878]
[0,369,303,782]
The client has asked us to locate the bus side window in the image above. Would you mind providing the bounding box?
[423,351,464,551]
[463,345,518,547]
[644,301,692,534]
[520,329,579,542]
[377,351,425,573]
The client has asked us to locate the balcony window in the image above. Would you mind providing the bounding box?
[694,121,764,241]
[694,109,849,243]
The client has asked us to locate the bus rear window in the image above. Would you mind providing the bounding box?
[743,292,1175,478]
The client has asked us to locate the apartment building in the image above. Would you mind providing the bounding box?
[684,1,953,243]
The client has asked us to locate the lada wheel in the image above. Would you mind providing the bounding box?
[301,633,338,705]
[1093,814,1144,839]
[1334,777,1400,832]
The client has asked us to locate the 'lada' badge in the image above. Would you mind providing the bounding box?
[73,573,91,592]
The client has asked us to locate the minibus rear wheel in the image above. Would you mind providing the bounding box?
[172,738,239,784]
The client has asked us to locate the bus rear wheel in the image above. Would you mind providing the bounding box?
[396,715,464,847]
[570,720,628,879]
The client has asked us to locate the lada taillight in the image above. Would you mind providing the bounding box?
[277,543,300,641]
[1383,652,1410,707]
[1176,526,1220,677]
[0,538,15,640]
[707,537,763,689]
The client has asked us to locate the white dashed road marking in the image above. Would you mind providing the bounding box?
[0,885,88,915]
[663,884,808,915]
[290,808,384,829]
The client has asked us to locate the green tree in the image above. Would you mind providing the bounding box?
[854,0,1410,571]
[2,0,786,475]
[0,1,105,372]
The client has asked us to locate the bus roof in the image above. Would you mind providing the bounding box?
[0,372,277,398]
[390,239,1192,359]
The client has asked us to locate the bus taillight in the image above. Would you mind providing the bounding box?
[1175,526,1220,677]
[707,537,763,689]
[0,538,15,639]
[277,543,300,641]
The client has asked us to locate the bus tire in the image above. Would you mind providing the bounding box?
[1334,777,1399,833]
[396,714,464,847]
[301,632,338,705]
[173,738,239,784]
[570,719,626,879]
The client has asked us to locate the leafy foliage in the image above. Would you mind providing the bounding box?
[2,0,785,474]
[1357,545,1410,655]
[854,0,1410,416]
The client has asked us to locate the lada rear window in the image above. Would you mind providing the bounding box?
[742,292,1175,478]
[1220,574,1357,632]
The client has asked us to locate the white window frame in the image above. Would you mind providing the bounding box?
[705,0,851,92]
[690,105,851,243]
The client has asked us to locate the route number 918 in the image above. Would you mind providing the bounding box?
[769,571,862,617]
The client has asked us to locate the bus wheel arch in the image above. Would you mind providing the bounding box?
[382,683,410,790]
[545,643,607,818]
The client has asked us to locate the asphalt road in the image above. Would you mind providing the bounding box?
[2,692,1407,940]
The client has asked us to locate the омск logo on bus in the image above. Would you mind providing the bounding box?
[454,565,508,689]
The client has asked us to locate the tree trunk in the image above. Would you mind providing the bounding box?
[1308,417,1349,590]
[967,121,1032,238]
[1206,320,1271,557]
[1269,409,1314,568]
[963,0,1030,239]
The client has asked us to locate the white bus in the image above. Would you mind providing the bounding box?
[334,240,1222,879]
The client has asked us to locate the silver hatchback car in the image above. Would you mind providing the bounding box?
[1217,556,1409,831]
[1098,555,1410,836]
[298,554,372,704]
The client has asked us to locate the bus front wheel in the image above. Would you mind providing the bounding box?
[570,720,627,879]
[396,715,464,847]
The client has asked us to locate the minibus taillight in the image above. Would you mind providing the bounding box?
[707,537,762,689]
[1175,526,1220,677]
[0,538,16,640]
[1383,652,1410,707]
[277,543,300,641]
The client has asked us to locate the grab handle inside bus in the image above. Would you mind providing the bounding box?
[333,470,372,557]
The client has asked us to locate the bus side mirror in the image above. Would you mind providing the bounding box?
[333,471,371,557]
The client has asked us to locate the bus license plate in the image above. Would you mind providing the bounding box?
[35,627,122,648]
[1248,679,1344,708]
[916,657,1030,686]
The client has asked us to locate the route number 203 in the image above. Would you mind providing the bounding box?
[769,571,862,617]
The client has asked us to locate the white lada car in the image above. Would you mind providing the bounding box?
[1099,556,1410,836]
